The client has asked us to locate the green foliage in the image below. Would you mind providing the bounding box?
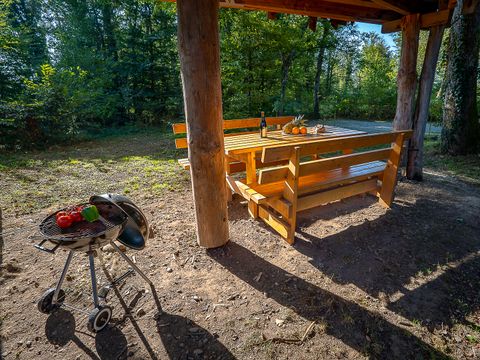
[1,2,449,150]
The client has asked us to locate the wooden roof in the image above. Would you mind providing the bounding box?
[167,0,460,33]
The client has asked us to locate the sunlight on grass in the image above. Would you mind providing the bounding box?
[0,130,189,217]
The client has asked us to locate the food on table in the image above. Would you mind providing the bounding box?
[282,114,306,135]
[313,124,326,133]
[300,126,307,134]
[292,127,300,135]
[81,205,100,222]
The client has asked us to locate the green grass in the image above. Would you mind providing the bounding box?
[0,127,189,217]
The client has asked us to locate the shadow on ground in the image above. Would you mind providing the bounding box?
[45,309,127,360]
[293,196,480,330]
[209,242,450,359]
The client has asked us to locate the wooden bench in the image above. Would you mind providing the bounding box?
[231,130,412,244]
[172,116,294,170]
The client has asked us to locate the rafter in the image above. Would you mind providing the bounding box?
[219,0,401,24]
[370,0,411,15]
[382,9,451,33]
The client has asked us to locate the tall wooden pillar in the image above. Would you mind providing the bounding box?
[407,25,445,180]
[177,0,229,248]
[393,14,420,131]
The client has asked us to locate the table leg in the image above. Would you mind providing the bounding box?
[246,152,258,218]
[246,152,257,184]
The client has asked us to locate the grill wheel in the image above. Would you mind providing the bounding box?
[87,305,112,333]
[37,288,65,314]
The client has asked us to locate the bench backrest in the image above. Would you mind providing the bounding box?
[259,131,412,185]
[172,116,294,149]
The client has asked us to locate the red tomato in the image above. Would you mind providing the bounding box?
[56,211,68,220]
[76,205,84,212]
[70,211,83,223]
[57,215,73,229]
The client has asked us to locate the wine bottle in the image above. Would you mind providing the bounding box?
[260,111,267,138]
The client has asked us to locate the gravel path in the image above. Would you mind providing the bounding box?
[319,119,442,134]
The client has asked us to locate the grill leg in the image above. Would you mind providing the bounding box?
[88,251,100,308]
[53,250,74,304]
[110,241,153,286]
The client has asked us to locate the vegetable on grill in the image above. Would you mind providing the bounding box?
[81,205,100,222]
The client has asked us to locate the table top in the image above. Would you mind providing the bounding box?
[224,125,366,155]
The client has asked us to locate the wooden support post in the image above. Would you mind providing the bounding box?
[379,133,406,207]
[177,0,229,248]
[308,16,317,31]
[282,147,300,244]
[406,25,445,180]
[393,14,420,132]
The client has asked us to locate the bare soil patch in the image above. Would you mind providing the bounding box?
[1,133,479,359]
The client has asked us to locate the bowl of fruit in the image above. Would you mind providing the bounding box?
[282,115,308,135]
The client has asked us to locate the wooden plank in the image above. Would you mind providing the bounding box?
[261,131,412,163]
[246,152,257,184]
[267,197,292,219]
[177,0,228,248]
[258,205,290,239]
[175,138,188,149]
[252,161,386,199]
[258,148,391,184]
[225,126,366,155]
[370,0,410,15]
[175,130,262,148]
[297,179,378,212]
[382,9,451,33]
[248,200,259,218]
[178,158,191,170]
[173,116,294,135]
[216,0,402,24]
[233,180,267,204]
[282,147,300,244]
[379,133,405,207]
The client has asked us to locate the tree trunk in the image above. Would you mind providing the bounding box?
[393,14,420,131]
[279,49,296,116]
[441,0,480,155]
[177,0,229,248]
[406,25,445,180]
[325,49,335,95]
[313,26,330,118]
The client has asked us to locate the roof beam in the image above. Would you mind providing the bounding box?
[370,0,411,15]
[382,9,451,33]
[220,0,401,24]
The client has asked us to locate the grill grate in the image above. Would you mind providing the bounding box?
[40,204,120,241]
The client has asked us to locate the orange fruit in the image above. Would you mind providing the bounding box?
[292,127,300,135]
[299,126,307,134]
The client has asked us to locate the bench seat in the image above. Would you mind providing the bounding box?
[231,131,412,244]
[245,161,385,202]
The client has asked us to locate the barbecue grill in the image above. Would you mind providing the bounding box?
[35,194,153,332]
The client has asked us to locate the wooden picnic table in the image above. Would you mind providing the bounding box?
[224,125,366,184]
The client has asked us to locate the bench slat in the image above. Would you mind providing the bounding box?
[297,178,378,212]
[250,161,386,198]
[172,116,294,135]
[258,148,391,184]
[261,130,412,163]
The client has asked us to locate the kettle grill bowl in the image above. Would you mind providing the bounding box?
[39,201,128,252]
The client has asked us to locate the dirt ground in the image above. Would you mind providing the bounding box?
[1,137,480,359]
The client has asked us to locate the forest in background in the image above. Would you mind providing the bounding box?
[0,0,464,150]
